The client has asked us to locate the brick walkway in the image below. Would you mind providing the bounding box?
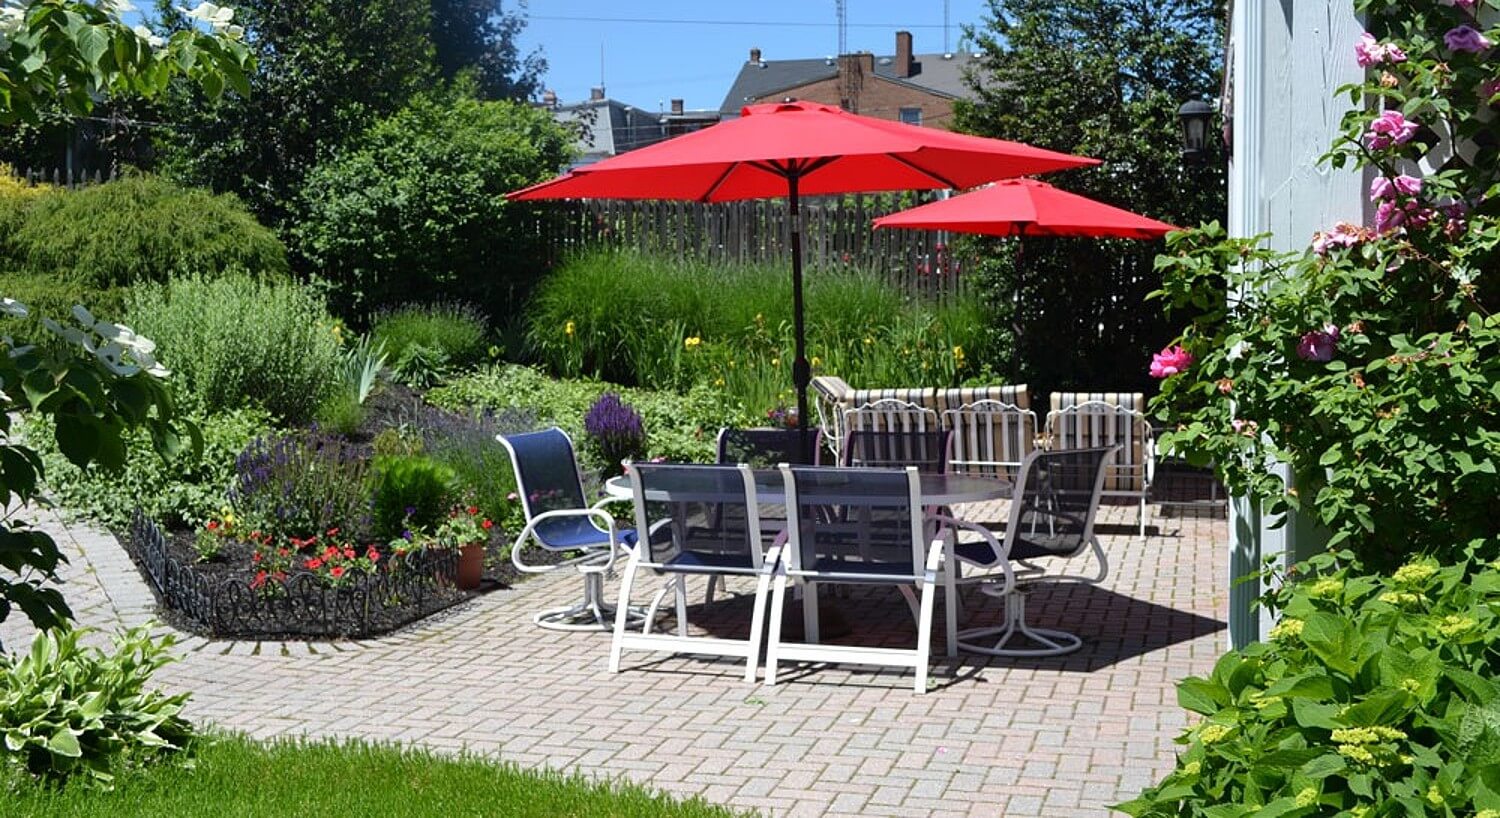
[2,503,1227,817]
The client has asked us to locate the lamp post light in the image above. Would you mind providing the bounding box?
[1177,98,1216,162]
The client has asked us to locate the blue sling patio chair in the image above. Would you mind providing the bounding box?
[610,462,779,683]
[498,427,638,631]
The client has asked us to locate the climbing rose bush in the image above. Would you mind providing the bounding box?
[1150,0,1499,570]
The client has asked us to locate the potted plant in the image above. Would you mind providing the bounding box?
[432,504,493,590]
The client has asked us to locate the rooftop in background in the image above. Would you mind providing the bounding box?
[720,30,979,117]
[543,88,720,168]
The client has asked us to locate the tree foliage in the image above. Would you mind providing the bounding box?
[954,0,1227,394]
[430,0,544,101]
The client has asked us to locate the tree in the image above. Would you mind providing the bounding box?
[430,0,544,101]
[954,0,1227,395]
[0,0,243,638]
[150,0,437,225]
[294,93,573,318]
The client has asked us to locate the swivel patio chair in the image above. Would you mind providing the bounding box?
[499,427,637,631]
[609,463,777,683]
[1045,394,1155,538]
[764,465,949,693]
[950,446,1119,657]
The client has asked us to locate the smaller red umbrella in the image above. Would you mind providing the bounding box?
[872,177,1178,239]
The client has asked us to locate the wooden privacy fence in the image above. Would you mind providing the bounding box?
[522,193,972,302]
[5,165,117,189]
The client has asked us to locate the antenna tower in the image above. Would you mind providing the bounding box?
[835,0,847,55]
[944,0,951,53]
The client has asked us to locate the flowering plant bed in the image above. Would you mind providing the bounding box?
[125,511,522,640]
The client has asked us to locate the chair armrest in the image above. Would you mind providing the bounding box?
[927,513,1016,600]
[510,508,624,575]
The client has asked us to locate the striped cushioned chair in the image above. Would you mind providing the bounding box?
[942,400,1039,481]
[813,376,1031,462]
[1044,393,1155,538]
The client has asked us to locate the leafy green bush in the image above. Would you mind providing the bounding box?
[412,406,537,538]
[1118,553,1500,816]
[26,406,274,530]
[1,626,193,787]
[314,391,366,436]
[371,455,455,541]
[372,302,489,386]
[7,175,286,288]
[127,273,342,424]
[427,365,750,470]
[526,250,995,414]
[295,94,573,316]
[0,271,125,342]
[0,166,52,264]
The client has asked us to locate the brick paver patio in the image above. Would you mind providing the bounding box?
[2,502,1227,816]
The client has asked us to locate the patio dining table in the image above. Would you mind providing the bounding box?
[602,469,1013,657]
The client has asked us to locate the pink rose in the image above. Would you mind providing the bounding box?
[1354,33,1408,67]
[1312,222,1367,255]
[1366,110,1419,150]
[1445,25,1492,54]
[1296,325,1340,363]
[1149,345,1194,379]
[1369,174,1422,201]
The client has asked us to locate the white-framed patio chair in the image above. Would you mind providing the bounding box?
[609,462,778,683]
[764,465,947,694]
[1045,394,1155,538]
[842,398,940,452]
[811,375,854,461]
[840,428,952,474]
[950,445,1119,657]
[498,427,637,631]
[942,400,1039,482]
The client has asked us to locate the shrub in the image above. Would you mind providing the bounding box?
[372,302,489,388]
[229,429,373,541]
[314,390,366,436]
[295,95,574,317]
[427,365,750,470]
[0,271,125,342]
[370,455,455,541]
[413,406,537,537]
[525,250,995,413]
[1117,552,1500,816]
[25,406,274,530]
[7,174,286,288]
[0,165,51,263]
[127,273,342,423]
[1,626,193,787]
[583,393,647,478]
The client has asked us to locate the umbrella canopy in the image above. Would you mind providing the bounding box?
[872,178,1178,239]
[509,101,1099,451]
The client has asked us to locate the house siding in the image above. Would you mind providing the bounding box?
[772,75,959,129]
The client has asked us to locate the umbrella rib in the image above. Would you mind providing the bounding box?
[886,154,961,190]
[700,162,744,203]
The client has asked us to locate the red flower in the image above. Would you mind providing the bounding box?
[327,527,340,537]
[306,557,324,570]
[342,547,355,559]
[206,520,219,531]
[329,566,346,579]
[481,519,493,530]
[324,545,338,558]
[467,506,479,515]
[252,552,262,563]
[271,571,287,581]
[277,547,290,557]
[366,547,380,561]
[251,570,268,589]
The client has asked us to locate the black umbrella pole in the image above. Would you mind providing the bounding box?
[788,176,812,462]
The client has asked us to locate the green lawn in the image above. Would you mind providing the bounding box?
[6,733,743,817]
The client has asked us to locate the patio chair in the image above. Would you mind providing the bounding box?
[716,427,822,468]
[609,463,777,683]
[942,400,1039,482]
[948,446,1119,657]
[839,428,951,474]
[1045,394,1155,538]
[764,465,948,693]
[811,375,853,461]
[499,427,637,631]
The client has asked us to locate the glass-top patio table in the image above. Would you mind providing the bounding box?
[602,469,1013,658]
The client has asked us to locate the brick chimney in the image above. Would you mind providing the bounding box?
[895,31,914,78]
[670,98,684,115]
[839,52,875,76]
[749,47,762,63]
[589,86,605,101]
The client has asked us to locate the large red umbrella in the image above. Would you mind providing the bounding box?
[872,178,1178,238]
[510,101,1098,440]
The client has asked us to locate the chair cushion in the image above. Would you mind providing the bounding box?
[534,516,637,551]
[660,551,758,575]
[953,536,1072,567]
[806,557,917,580]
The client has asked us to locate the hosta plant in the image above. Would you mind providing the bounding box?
[1116,551,1500,816]
[0,625,193,787]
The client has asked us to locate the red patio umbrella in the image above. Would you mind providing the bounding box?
[510,101,1099,442]
[871,177,1178,238]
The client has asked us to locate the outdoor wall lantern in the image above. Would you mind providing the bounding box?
[1177,98,1215,162]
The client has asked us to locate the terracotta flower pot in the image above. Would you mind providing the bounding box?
[456,543,485,590]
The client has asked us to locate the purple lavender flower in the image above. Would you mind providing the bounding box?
[584,392,648,471]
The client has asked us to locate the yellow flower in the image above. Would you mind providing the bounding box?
[864,337,874,346]
[1268,617,1304,641]
[714,378,725,387]
[811,356,822,367]
[1426,784,1443,805]
[1379,591,1421,606]
[1197,724,1232,744]
[1437,614,1477,638]
[1294,787,1317,808]
[952,345,965,359]
[1337,744,1376,764]
[564,320,575,337]
[1309,577,1343,598]
[727,359,735,369]
[1393,560,1437,584]
[771,358,780,367]
[1181,761,1201,776]
[684,336,702,350]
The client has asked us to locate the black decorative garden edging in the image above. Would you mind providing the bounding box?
[127,510,469,640]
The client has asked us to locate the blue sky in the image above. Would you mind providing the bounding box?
[515,1,990,112]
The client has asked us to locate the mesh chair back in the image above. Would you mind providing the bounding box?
[1006,447,1118,557]
[1045,396,1151,492]
[782,466,926,580]
[499,428,588,519]
[943,401,1037,480]
[841,429,951,474]
[629,463,763,569]
[716,427,822,467]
